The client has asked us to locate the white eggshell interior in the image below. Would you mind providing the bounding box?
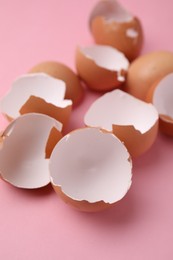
[50,128,132,204]
[0,113,62,189]
[0,73,72,119]
[153,73,173,118]
[89,0,133,26]
[84,90,158,134]
[80,45,129,82]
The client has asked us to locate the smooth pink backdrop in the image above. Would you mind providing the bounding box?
[0,1,173,259]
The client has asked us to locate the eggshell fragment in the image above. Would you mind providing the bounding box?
[146,73,173,136]
[0,73,72,128]
[50,127,132,212]
[76,45,129,91]
[125,51,173,100]
[0,113,62,189]
[89,0,143,61]
[84,90,159,157]
[29,61,84,106]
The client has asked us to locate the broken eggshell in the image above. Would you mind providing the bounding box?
[49,127,132,212]
[29,61,84,106]
[89,0,143,61]
[125,51,173,101]
[84,89,159,157]
[0,73,72,129]
[76,45,129,91]
[146,73,173,136]
[0,113,62,189]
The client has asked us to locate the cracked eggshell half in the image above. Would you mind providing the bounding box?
[29,61,84,106]
[125,51,173,101]
[0,113,62,189]
[76,45,129,91]
[146,73,173,136]
[89,0,143,61]
[84,90,159,157]
[0,73,72,129]
[50,127,132,212]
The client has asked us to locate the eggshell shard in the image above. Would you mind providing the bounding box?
[84,90,159,157]
[89,0,143,61]
[125,51,173,100]
[0,113,62,189]
[76,45,129,91]
[29,61,84,106]
[147,73,173,136]
[0,73,72,128]
[50,128,132,212]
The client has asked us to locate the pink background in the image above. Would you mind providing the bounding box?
[0,0,173,259]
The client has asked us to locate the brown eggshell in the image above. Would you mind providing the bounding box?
[146,73,173,136]
[125,51,173,100]
[19,96,72,130]
[84,89,159,157]
[76,45,129,91]
[29,61,84,106]
[91,16,143,61]
[112,122,158,158]
[0,113,63,189]
[53,185,112,212]
[50,127,132,212]
[89,0,143,61]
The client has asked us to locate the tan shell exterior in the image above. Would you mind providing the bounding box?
[125,51,173,100]
[112,121,159,157]
[19,96,72,130]
[146,81,173,137]
[91,16,143,61]
[52,184,114,212]
[29,61,84,106]
[76,47,126,91]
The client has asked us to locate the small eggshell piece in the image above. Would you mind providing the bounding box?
[50,128,132,212]
[0,113,62,189]
[76,45,129,91]
[29,61,84,106]
[84,89,159,157]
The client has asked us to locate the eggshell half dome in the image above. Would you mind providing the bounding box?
[0,73,72,128]
[125,51,173,100]
[89,0,143,61]
[76,45,129,91]
[50,128,132,212]
[147,73,173,136]
[29,61,84,106]
[0,113,62,189]
[84,90,159,157]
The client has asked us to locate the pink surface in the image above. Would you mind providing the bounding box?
[0,0,173,259]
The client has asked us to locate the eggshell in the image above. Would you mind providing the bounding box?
[50,127,132,212]
[0,113,62,189]
[125,51,173,100]
[84,89,159,157]
[89,0,143,61]
[0,73,72,128]
[146,73,173,136]
[76,45,129,91]
[29,61,84,106]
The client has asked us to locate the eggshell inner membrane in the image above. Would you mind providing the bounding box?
[0,73,72,120]
[89,0,133,27]
[152,73,173,119]
[0,113,62,189]
[84,89,158,134]
[80,45,129,82]
[50,128,132,204]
